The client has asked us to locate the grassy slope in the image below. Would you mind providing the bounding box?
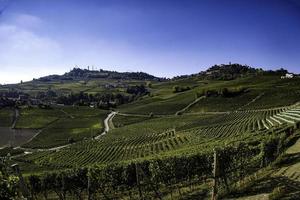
[118,75,300,115]
[0,108,13,127]
[188,75,300,112]
[112,114,152,127]
[118,78,206,114]
[20,107,108,148]
[16,107,63,129]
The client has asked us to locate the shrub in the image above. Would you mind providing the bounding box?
[0,160,19,199]
[269,186,286,200]
[173,86,191,93]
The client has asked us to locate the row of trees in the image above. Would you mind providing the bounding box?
[0,97,16,108]
[196,87,247,98]
[33,84,149,108]
[56,91,141,108]
[173,86,191,93]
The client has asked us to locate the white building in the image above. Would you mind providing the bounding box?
[281,73,294,79]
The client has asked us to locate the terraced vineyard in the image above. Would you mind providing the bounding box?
[12,103,300,173]
[18,129,189,169]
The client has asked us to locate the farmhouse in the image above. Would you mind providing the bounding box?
[281,73,294,79]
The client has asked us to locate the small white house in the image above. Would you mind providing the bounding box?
[281,73,294,79]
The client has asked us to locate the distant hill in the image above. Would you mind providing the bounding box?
[35,68,165,82]
[0,64,296,109]
[173,63,290,81]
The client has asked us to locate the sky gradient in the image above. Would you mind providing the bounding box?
[0,0,300,84]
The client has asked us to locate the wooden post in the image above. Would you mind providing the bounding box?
[87,172,92,200]
[135,163,144,200]
[211,149,219,200]
[11,164,31,199]
[296,121,300,129]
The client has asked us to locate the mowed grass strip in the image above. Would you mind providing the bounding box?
[113,115,151,127]
[119,91,197,115]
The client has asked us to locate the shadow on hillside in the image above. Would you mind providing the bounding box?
[225,149,300,200]
[226,175,300,200]
[277,152,300,167]
[178,189,209,200]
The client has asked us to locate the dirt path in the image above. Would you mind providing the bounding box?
[60,109,74,119]
[11,108,19,129]
[25,118,60,144]
[175,96,206,115]
[108,113,115,129]
[237,92,265,111]
[95,111,116,139]
[13,111,116,153]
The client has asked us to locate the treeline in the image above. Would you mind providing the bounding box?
[172,64,290,81]
[56,85,148,108]
[0,97,16,108]
[56,92,130,108]
[0,84,150,109]
[3,125,296,199]
[196,87,247,98]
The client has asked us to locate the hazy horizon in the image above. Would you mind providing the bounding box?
[1,0,300,84]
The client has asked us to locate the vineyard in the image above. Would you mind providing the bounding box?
[1,72,300,199]
[11,104,300,172]
[5,125,298,200]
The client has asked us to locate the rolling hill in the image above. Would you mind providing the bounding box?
[1,64,300,199]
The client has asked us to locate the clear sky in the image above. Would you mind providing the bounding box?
[0,0,300,84]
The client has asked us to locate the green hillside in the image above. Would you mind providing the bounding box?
[1,65,300,199]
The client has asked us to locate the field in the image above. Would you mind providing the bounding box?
[0,108,13,127]
[0,108,37,147]
[0,106,108,149]
[18,106,108,148]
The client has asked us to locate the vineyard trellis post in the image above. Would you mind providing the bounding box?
[211,149,219,200]
[87,171,92,200]
[11,164,31,199]
[135,163,144,200]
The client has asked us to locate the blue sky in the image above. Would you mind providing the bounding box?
[0,0,300,83]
